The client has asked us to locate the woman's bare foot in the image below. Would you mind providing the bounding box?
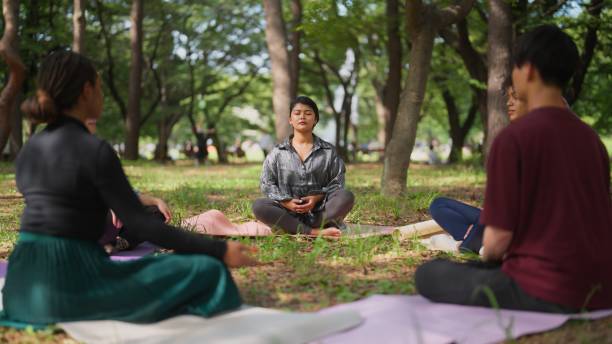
[310,227,342,237]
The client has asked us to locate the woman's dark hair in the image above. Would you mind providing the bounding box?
[21,50,97,123]
[290,96,319,123]
[512,24,579,89]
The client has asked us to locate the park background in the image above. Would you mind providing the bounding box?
[0,0,611,342]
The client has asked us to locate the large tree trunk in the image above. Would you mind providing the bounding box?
[288,0,302,100]
[484,0,512,157]
[0,0,26,156]
[382,18,436,195]
[382,0,402,147]
[263,0,292,142]
[125,0,143,160]
[381,0,475,196]
[72,0,86,53]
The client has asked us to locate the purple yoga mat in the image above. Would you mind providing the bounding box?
[0,243,156,277]
[0,261,7,278]
[109,242,158,261]
[318,295,612,344]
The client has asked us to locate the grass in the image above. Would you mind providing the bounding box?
[0,160,610,343]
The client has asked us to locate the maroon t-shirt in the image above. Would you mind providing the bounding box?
[481,106,612,309]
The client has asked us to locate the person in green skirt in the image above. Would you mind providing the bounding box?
[0,50,258,326]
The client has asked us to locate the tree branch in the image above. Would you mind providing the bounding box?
[438,0,476,27]
[211,67,260,122]
[567,0,604,105]
[94,0,126,119]
[140,19,168,126]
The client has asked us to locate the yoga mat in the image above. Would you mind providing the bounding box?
[0,261,6,279]
[183,211,444,239]
[344,220,444,239]
[420,233,461,252]
[59,308,362,344]
[110,242,158,261]
[0,278,362,343]
[0,243,156,278]
[317,295,612,344]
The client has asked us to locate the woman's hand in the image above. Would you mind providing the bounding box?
[281,194,324,214]
[296,194,324,213]
[223,241,259,268]
[139,194,172,223]
[153,198,172,223]
[280,199,304,213]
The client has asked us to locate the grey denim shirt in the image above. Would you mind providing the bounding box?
[260,135,346,211]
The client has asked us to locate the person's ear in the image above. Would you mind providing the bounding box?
[81,81,94,102]
[526,63,537,82]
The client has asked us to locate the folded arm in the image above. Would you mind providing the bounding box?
[260,153,292,201]
[482,225,513,262]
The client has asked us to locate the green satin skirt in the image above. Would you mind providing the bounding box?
[0,231,241,326]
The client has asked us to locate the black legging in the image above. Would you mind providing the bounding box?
[415,258,578,313]
[252,189,355,234]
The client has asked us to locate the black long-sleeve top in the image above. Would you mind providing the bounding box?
[16,115,227,260]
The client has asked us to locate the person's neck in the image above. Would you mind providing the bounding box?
[526,84,567,112]
[292,131,314,145]
[63,106,88,125]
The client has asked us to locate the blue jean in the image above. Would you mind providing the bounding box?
[429,197,484,253]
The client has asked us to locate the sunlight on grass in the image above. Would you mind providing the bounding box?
[1,161,611,342]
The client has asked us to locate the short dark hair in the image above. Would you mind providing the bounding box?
[512,24,579,89]
[21,50,97,123]
[290,96,319,122]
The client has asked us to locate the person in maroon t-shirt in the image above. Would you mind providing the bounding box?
[415,25,612,313]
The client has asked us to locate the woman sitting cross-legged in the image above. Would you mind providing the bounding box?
[0,50,257,326]
[252,96,354,237]
[428,82,529,254]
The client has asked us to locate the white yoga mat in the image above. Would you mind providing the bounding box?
[0,277,362,344]
[60,308,362,344]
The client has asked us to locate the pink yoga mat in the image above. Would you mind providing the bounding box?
[317,295,612,344]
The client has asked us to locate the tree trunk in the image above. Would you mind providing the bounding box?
[381,0,475,196]
[383,0,402,147]
[154,121,170,162]
[210,130,228,164]
[125,0,143,160]
[154,113,182,162]
[382,21,436,196]
[9,96,22,158]
[263,0,292,142]
[72,0,86,53]
[289,0,302,100]
[442,88,477,163]
[373,83,387,146]
[0,0,26,156]
[484,0,512,158]
[341,97,352,162]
